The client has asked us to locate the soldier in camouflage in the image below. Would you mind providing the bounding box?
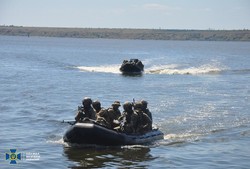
[116,102,138,134]
[134,101,152,133]
[141,100,152,122]
[75,97,96,122]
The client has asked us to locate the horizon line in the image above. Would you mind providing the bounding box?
[1,25,249,31]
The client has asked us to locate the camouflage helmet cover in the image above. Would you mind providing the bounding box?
[82,97,92,105]
[123,101,132,110]
[134,101,143,109]
[141,100,148,106]
[112,101,121,107]
[92,100,101,107]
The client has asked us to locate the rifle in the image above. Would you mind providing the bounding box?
[78,106,84,112]
[120,115,126,127]
[132,98,135,107]
[62,120,76,125]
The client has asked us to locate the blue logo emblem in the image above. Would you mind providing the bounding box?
[5,149,21,164]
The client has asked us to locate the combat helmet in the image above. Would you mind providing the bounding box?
[82,97,92,105]
[112,101,121,107]
[123,101,132,110]
[92,100,101,108]
[134,101,143,110]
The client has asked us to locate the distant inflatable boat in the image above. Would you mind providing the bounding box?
[63,122,164,146]
[120,59,144,74]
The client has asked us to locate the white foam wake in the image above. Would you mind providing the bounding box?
[75,63,224,75]
[146,64,223,75]
[76,64,121,74]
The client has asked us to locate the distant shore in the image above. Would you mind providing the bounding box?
[0,26,250,41]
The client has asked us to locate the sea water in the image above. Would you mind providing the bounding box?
[0,36,250,168]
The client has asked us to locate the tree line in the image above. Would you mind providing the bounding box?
[0,26,249,41]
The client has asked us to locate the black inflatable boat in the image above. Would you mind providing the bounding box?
[120,59,144,74]
[63,122,164,146]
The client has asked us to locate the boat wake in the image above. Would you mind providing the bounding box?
[46,137,69,146]
[75,63,225,75]
[76,65,121,74]
[146,64,224,75]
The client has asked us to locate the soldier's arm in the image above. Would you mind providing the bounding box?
[75,111,82,122]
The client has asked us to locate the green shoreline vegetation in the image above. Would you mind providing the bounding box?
[0,25,250,41]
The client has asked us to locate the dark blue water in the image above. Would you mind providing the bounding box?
[0,36,250,168]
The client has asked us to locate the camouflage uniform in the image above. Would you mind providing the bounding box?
[98,101,121,129]
[95,101,121,129]
[92,100,102,114]
[134,102,152,133]
[117,102,138,134]
[141,100,152,122]
[75,97,96,122]
[111,101,121,120]
[96,108,111,128]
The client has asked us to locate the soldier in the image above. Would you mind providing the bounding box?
[75,97,96,122]
[134,101,152,133]
[92,100,102,114]
[107,101,122,128]
[116,102,138,134]
[95,108,112,128]
[110,101,121,120]
[141,100,152,122]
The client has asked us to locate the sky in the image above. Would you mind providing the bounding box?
[0,0,250,30]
